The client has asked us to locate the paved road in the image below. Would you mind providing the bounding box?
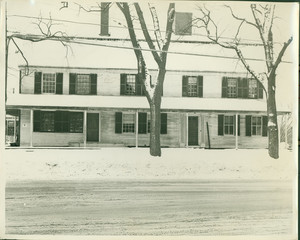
[6,180,293,235]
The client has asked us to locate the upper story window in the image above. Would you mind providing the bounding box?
[222,77,263,99]
[34,72,63,94]
[120,74,145,96]
[69,73,97,95]
[182,76,203,97]
[175,12,192,35]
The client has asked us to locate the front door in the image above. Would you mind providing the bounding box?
[87,113,99,142]
[188,116,198,146]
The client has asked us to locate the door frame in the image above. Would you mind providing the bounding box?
[187,114,203,147]
[86,111,101,142]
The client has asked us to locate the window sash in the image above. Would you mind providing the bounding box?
[251,116,262,135]
[122,113,135,133]
[187,77,198,97]
[227,78,237,98]
[224,115,234,135]
[125,74,136,95]
[42,73,56,94]
[76,74,91,95]
[248,79,258,98]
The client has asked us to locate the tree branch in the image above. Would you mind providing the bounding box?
[148,3,164,50]
[225,5,258,29]
[10,38,29,75]
[134,3,162,65]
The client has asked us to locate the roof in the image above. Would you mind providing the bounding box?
[5,94,291,113]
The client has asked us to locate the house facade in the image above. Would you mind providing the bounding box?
[5,2,292,149]
[6,64,285,149]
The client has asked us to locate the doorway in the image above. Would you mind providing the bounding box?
[87,113,99,142]
[188,116,198,146]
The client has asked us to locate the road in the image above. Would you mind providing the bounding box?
[6,180,294,235]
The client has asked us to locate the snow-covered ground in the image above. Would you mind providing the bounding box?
[4,147,297,181]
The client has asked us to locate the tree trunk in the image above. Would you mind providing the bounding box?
[267,73,279,159]
[148,69,165,157]
[149,96,161,156]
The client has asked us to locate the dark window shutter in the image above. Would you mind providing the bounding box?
[115,112,122,133]
[182,76,188,97]
[161,113,167,134]
[100,2,110,36]
[218,115,224,136]
[245,115,252,136]
[262,116,268,136]
[237,78,243,98]
[33,110,41,132]
[56,73,63,94]
[69,73,76,94]
[90,74,97,95]
[138,112,147,134]
[34,72,42,94]
[136,74,142,96]
[221,77,227,98]
[62,111,69,132]
[258,81,263,99]
[243,78,249,98]
[197,76,203,97]
[120,74,126,95]
[19,70,22,93]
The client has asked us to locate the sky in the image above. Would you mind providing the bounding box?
[4,0,299,106]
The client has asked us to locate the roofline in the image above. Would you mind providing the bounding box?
[18,65,249,75]
[5,105,291,114]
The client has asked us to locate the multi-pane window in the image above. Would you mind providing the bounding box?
[76,74,91,95]
[34,111,83,133]
[69,73,97,95]
[69,112,84,133]
[122,113,135,133]
[187,77,198,97]
[40,112,55,132]
[227,78,237,98]
[182,76,203,97]
[120,74,145,96]
[251,116,262,136]
[42,73,56,93]
[224,115,234,135]
[248,79,258,98]
[125,74,136,95]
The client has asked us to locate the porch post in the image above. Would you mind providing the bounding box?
[285,114,288,149]
[83,110,87,148]
[186,113,188,147]
[30,109,33,147]
[135,111,138,148]
[235,113,238,150]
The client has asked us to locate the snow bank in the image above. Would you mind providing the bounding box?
[4,148,297,181]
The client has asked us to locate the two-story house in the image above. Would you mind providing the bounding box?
[5,2,291,149]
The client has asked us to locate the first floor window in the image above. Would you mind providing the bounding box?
[40,112,55,132]
[42,73,56,93]
[34,110,83,133]
[224,115,234,135]
[251,116,262,136]
[122,113,135,133]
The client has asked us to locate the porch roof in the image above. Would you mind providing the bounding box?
[6,95,290,114]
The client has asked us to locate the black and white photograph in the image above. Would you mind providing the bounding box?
[0,0,298,238]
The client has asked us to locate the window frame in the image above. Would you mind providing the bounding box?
[223,115,235,136]
[248,79,258,99]
[251,116,262,136]
[42,73,56,94]
[75,74,92,95]
[122,113,135,133]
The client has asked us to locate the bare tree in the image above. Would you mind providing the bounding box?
[117,3,175,156]
[195,4,292,159]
